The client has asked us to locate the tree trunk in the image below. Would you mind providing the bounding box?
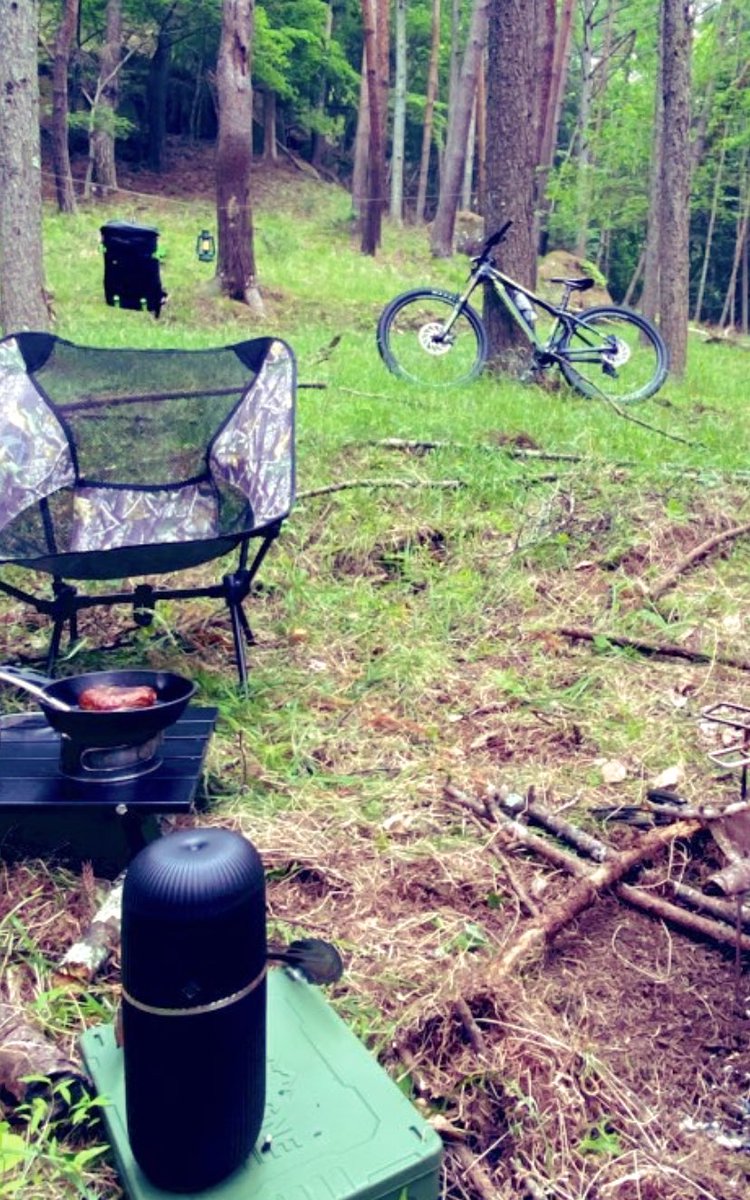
[376,0,390,201]
[574,0,595,258]
[311,2,333,167]
[360,0,384,254]
[91,0,122,195]
[535,0,575,252]
[0,0,49,333]
[640,7,665,325]
[415,0,441,222]
[483,0,538,364]
[147,24,172,172]
[720,174,750,330]
[390,0,407,223]
[461,96,476,210]
[430,0,490,257]
[352,46,370,221]
[658,0,692,376]
[51,0,79,213]
[263,91,278,161]
[216,0,263,313]
[693,130,726,323]
[476,46,486,214]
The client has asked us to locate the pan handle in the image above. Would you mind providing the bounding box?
[0,666,72,712]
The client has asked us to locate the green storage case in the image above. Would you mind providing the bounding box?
[81,968,443,1200]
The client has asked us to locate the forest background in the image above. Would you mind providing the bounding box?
[0,0,748,373]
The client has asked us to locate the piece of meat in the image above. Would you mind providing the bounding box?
[78,685,158,711]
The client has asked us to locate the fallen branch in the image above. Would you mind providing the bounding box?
[55,874,124,984]
[648,520,750,601]
[445,783,700,976]
[594,393,700,447]
[487,818,700,978]
[297,477,464,500]
[365,436,583,463]
[500,793,750,951]
[558,623,750,673]
[0,1002,86,1105]
[667,879,750,930]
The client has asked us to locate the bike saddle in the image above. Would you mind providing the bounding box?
[549,277,596,291]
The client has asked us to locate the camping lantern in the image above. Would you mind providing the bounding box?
[121,827,267,1192]
[196,229,216,262]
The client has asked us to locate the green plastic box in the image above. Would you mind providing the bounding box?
[81,969,442,1200]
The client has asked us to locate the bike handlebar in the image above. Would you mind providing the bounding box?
[474,220,513,265]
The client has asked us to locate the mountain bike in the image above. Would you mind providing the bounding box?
[376,220,669,403]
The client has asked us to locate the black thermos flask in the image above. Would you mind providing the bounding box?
[121,828,267,1192]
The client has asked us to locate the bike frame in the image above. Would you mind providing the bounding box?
[441,260,609,365]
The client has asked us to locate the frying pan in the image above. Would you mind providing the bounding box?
[0,666,196,747]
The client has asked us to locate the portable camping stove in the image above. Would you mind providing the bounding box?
[0,706,218,877]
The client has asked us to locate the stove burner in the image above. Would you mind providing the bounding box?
[59,731,165,783]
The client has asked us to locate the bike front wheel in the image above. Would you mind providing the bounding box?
[557,306,668,404]
[377,288,488,387]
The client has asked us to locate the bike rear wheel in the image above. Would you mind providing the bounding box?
[557,306,668,404]
[377,288,488,387]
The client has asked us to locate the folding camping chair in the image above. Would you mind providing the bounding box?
[0,333,296,684]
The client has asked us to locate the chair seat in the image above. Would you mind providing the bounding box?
[0,333,297,681]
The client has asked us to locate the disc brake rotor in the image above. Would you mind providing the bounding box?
[603,336,631,368]
[419,322,453,356]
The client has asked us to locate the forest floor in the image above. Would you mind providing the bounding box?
[4,140,750,1200]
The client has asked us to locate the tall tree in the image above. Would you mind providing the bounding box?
[415,0,441,222]
[430,0,489,256]
[147,3,178,172]
[390,0,407,223]
[352,45,370,221]
[51,0,80,213]
[0,0,49,333]
[360,0,384,254]
[658,0,692,375]
[216,0,263,312]
[90,0,122,194]
[483,0,539,363]
[535,0,575,251]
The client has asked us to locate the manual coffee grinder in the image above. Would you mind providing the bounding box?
[120,827,267,1192]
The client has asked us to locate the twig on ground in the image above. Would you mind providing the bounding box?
[364,436,583,462]
[297,477,464,500]
[647,520,750,601]
[558,623,750,672]
[594,393,700,447]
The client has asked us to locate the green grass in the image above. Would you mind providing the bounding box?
[2,164,750,1198]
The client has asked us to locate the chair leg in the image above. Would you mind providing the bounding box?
[46,582,79,676]
[227,598,249,689]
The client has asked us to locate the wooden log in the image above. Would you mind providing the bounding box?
[0,1002,86,1104]
[55,874,124,984]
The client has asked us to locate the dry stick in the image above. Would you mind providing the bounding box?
[500,795,750,953]
[56,873,124,984]
[558,623,750,673]
[454,1144,501,1200]
[366,436,584,463]
[485,813,699,978]
[666,879,750,932]
[296,478,464,500]
[648,519,750,601]
[615,883,750,953]
[454,997,489,1056]
[595,392,700,447]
